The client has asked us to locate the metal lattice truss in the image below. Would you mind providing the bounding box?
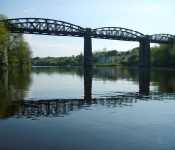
[1,18,174,44]
[92,27,145,41]
[150,34,174,44]
[2,18,85,37]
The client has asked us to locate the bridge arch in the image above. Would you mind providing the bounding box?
[150,34,174,44]
[91,27,145,41]
[2,18,85,37]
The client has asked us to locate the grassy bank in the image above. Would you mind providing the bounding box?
[93,62,122,67]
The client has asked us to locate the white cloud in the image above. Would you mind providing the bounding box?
[24,7,37,13]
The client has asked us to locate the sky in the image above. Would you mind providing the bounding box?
[0,0,175,57]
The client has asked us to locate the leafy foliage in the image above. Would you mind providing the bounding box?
[33,54,83,66]
[127,48,139,66]
[151,44,175,67]
[0,13,32,67]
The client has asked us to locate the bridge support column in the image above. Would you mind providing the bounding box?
[84,28,92,67]
[138,35,151,67]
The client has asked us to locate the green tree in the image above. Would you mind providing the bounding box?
[75,52,83,63]
[127,48,139,66]
[8,33,32,66]
[0,13,33,67]
[151,43,175,67]
[106,50,118,57]
[0,14,10,66]
[0,22,9,52]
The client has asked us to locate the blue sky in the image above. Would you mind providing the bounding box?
[1,0,175,57]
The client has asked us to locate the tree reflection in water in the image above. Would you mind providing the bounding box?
[0,68,32,119]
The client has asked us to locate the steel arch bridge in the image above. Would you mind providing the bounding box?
[2,18,174,43]
[1,18,175,67]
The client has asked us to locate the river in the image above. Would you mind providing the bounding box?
[0,66,175,150]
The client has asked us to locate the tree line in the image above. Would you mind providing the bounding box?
[32,42,175,67]
[125,43,175,67]
[33,53,83,66]
[32,48,131,66]
[0,14,32,67]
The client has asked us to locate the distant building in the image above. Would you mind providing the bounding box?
[115,56,120,62]
[109,56,116,62]
[98,57,107,62]
[98,54,130,63]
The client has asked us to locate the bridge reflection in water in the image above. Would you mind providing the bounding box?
[0,67,152,120]
[13,97,137,119]
[84,67,151,102]
[139,68,150,95]
[0,67,151,119]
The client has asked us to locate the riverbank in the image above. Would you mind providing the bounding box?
[93,62,121,67]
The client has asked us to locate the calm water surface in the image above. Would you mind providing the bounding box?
[0,67,175,150]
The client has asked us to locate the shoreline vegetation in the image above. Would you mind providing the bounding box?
[93,62,121,67]
[32,41,175,68]
[0,14,32,68]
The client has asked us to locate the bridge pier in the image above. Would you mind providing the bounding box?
[138,35,151,67]
[84,28,92,67]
